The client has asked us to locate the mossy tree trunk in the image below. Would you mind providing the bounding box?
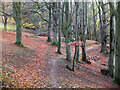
[108,8,114,77]
[65,1,71,62]
[92,1,97,41]
[13,1,23,46]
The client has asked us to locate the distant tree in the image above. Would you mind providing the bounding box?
[2,3,8,31]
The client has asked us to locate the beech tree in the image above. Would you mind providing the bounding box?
[109,1,120,84]
[13,1,23,46]
[100,2,108,54]
[81,2,87,63]
[108,7,114,77]
[92,2,98,41]
[52,2,58,44]
[47,2,52,42]
[57,2,62,54]
[64,1,72,61]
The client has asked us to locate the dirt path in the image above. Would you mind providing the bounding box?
[2,31,119,88]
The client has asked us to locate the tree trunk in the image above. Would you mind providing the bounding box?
[57,2,62,54]
[92,2,97,41]
[2,3,7,31]
[73,2,81,65]
[100,2,108,54]
[65,1,71,62]
[82,2,87,62]
[13,1,23,46]
[52,3,58,44]
[47,3,52,42]
[114,2,120,84]
[108,8,114,77]
[109,1,120,84]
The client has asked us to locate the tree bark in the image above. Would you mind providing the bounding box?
[81,2,88,63]
[100,2,108,54]
[92,2,98,41]
[108,8,114,77]
[57,2,62,54]
[13,1,23,46]
[52,2,58,44]
[65,1,71,62]
[47,3,52,42]
[114,2,120,84]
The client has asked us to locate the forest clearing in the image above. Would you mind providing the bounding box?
[0,0,120,89]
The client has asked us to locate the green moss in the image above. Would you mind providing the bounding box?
[113,78,120,85]
[51,42,58,46]
[76,60,83,64]
[47,38,52,42]
[0,23,16,31]
[66,59,72,63]
[15,42,27,48]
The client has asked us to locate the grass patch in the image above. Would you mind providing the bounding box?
[60,58,65,60]
[0,23,16,31]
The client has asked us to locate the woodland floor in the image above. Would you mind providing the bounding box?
[1,30,120,88]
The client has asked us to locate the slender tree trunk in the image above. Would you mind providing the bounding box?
[13,1,23,46]
[73,2,81,65]
[2,3,7,31]
[92,2,97,41]
[82,2,87,62]
[47,3,52,42]
[108,8,114,77]
[57,2,62,54]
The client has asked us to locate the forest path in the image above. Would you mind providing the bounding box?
[2,31,119,88]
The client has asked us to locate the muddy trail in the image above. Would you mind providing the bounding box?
[2,31,119,88]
